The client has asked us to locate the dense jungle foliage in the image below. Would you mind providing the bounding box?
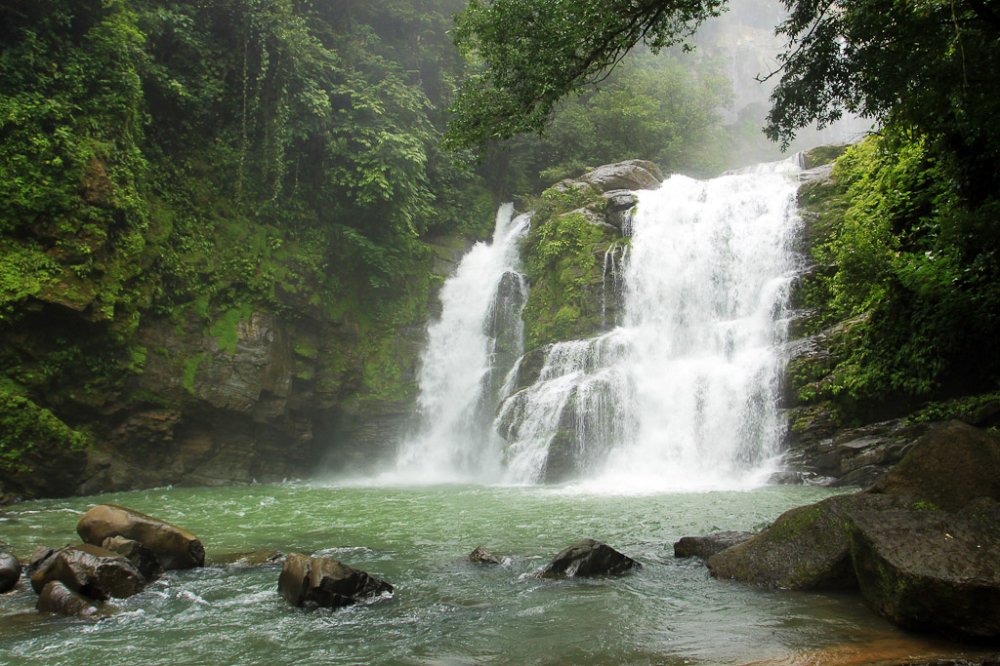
[0,0,745,474]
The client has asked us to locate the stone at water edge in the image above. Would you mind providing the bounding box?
[539,539,641,578]
[673,531,755,560]
[101,536,162,580]
[0,549,20,593]
[846,497,1000,641]
[36,581,100,617]
[30,544,146,600]
[468,546,502,565]
[707,493,902,590]
[279,553,394,609]
[77,504,204,570]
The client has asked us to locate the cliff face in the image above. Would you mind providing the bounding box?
[0,236,471,502]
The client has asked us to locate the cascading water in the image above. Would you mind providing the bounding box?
[395,159,801,489]
[498,159,802,489]
[391,204,530,482]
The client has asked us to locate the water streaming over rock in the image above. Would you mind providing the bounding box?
[391,204,530,481]
[499,160,802,489]
[398,159,801,489]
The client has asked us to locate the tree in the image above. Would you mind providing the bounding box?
[447,0,1000,194]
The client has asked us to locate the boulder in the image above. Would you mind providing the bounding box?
[846,497,1000,640]
[579,160,663,192]
[77,504,204,570]
[871,420,1000,511]
[468,546,502,565]
[278,553,393,609]
[602,190,639,231]
[0,549,20,593]
[539,539,641,578]
[673,531,755,560]
[30,544,145,600]
[707,493,900,589]
[101,536,162,580]
[36,581,100,616]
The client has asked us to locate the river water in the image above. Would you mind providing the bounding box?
[0,482,979,666]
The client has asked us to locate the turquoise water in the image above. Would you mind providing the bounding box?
[0,482,953,665]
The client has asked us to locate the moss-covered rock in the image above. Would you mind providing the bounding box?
[846,498,1000,640]
[707,493,901,589]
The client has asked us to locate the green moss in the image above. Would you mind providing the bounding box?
[293,342,319,359]
[209,304,253,355]
[0,390,89,473]
[181,354,204,394]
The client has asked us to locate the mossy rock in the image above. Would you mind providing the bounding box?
[870,420,1000,511]
[707,493,901,589]
[846,498,1000,640]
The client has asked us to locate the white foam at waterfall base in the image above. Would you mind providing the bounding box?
[587,159,802,491]
[383,203,530,484]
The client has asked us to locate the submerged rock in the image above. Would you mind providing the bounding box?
[468,546,502,565]
[707,493,900,589]
[77,504,205,570]
[30,544,145,600]
[36,581,100,617]
[847,497,1000,640]
[871,420,1000,511]
[673,531,755,560]
[0,549,20,593]
[278,553,393,609]
[539,539,641,578]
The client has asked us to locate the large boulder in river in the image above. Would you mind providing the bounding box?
[870,420,1000,511]
[36,581,100,617]
[673,531,755,560]
[77,504,204,570]
[30,544,145,600]
[101,536,162,580]
[539,539,641,578]
[708,493,900,589]
[278,553,393,609]
[846,497,1000,640]
[0,549,20,593]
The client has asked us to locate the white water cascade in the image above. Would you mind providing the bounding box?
[393,159,801,490]
[391,204,530,482]
[500,160,802,490]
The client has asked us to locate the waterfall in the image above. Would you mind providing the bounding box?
[499,159,802,490]
[391,204,530,482]
[392,159,800,490]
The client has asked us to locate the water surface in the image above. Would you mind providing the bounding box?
[1,482,978,665]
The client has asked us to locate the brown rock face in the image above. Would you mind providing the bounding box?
[0,550,21,593]
[30,544,145,600]
[871,420,1000,511]
[278,553,393,609]
[77,504,204,570]
[36,581,100,616]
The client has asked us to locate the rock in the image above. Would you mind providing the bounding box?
[36,581,99,617]
[539,539,641,578]
[28,546,56,578]
[77,504,205,570]
[846,497,1000,640]
[278,553,393,609]
[707,493,901,589]
[0,550,20,593]
[871,420,1000,511]
[673,531,755,559]
[30,544,145,600]
[468,546,502,565]
[579,160,663,192]
[101,536,162,580]
[602,190,639,231]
